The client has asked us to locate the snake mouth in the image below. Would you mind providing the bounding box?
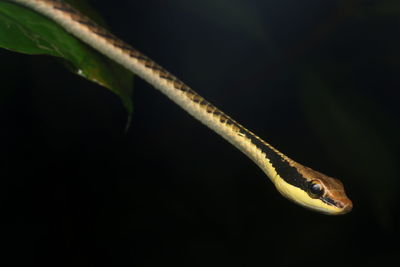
[320,196,353,214]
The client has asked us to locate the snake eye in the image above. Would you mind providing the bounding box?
[308,180,324,198]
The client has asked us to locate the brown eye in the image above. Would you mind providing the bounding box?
[308,180,324,198]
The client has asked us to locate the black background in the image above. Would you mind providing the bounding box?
[1,0,400,266]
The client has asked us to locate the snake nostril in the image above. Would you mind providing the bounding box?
[342,200,353,213]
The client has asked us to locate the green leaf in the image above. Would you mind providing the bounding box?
[0,0,133,113]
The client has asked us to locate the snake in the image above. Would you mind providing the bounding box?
[4,0,353,215]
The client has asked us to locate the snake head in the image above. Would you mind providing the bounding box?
[273,163,353,215]
[305,173,353,215]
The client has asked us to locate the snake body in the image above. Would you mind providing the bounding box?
[5,0,352,214]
